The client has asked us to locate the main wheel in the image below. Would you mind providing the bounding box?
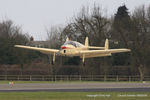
[51,60,54,65]
[83,62,85,66]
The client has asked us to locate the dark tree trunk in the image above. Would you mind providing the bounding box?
[138,64,145,81]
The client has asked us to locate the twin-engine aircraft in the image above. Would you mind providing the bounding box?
[15,37,130,65]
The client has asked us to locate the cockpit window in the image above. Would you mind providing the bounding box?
[64,41,84,47]
[64,41,76,47]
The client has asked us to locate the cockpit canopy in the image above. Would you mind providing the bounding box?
[64,41,84,47]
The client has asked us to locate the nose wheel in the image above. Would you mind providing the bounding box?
[64,50,66,53]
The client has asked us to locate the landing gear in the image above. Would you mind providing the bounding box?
[64,50,66,53]
[83,62,86,66]
[82,54,85,66]
[51,60,55,65]
[51,53,56,65]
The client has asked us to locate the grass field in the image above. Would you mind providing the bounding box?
[0,92,149,100]
[0,81,149,100]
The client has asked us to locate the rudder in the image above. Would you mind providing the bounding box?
[105,39,109,50]
[85,37,89,47]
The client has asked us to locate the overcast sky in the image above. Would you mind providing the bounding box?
[0,0,149,40]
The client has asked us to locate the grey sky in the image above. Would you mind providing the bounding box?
[0,0,149,40]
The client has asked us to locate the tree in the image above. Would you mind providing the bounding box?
[112,5,150,80]
[0,20,28,64]
[0,20,40,75]
[112,5,131,46]
[130,5,150,80]
[60,5,111,75]
[61,5,110,46]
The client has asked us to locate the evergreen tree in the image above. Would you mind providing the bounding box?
[112,5,131,45]
[111,5,131,68]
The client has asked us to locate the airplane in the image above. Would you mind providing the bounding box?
[15,37,130,65]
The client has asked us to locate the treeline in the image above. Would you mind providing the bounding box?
[0,4,150,81]
[46,5,150,80]
[0,20,46,75]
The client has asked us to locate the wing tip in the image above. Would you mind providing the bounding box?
[14,45,19,47]
[127,49,131,52]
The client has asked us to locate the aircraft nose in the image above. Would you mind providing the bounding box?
[61,46,66,49]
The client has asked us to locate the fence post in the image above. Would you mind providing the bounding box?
[30,75,32,81]
[79,75,82,81]
[17,76,19,81]
[116,75,119,82]
[91,75,93,81]
[5,75,7,81]
[61,75,63,81]
[129,76,131,82]
[55,75,56,81]
[104,75,107,82]
[42,76,44,81]
[67,75,69,81]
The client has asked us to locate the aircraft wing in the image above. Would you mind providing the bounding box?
[14,45,59,54]
[88,46,104,49]
[80,49,130,58]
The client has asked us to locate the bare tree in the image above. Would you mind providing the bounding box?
[112,5,150,80]
[60,4,111,75]
[46,25,63,48]
[130,5,150,81]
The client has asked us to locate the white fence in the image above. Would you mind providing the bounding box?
[0,75,150,81]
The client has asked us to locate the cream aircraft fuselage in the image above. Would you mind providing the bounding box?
[15,37,130,65]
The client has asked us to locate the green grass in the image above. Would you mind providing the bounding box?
[0,92,149,100]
